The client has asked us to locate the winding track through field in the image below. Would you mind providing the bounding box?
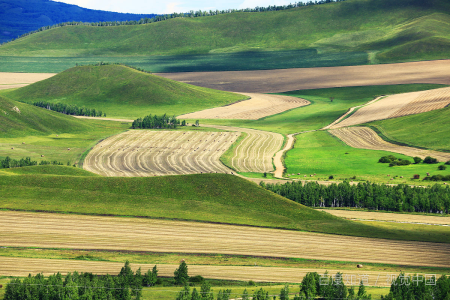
[329,127,450,162]
[1,211,449,268]
[84,130,239,176]
[179,93,309,120]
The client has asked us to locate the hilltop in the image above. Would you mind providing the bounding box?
[0,0,449,68]
[0,94,91,137]
[2,64,247,118]
[0,0,156,44]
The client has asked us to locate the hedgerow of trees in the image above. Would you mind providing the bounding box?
[33,101,105,117]
[0,156,64,169]
[261,181,450,213]
[382,273,449,300]
[1,0,347,44]
[4,261,158,300]
[132,114,190,129]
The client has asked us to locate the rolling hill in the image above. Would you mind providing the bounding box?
[0,0,156,44]
[0,0,449,69]
[0,94,91,137]
[2,64,247,118]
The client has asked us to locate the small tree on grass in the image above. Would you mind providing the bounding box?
[439,165,447,170]
[424,156,438,164]
[413,157,422,164]
[174,260,189,285]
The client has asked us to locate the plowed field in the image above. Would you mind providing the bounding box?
[179,93,309,120]
[1,211,449,268]
[329,127,450,162]
[84,130,239,176]
[332,87,450,128]
[207,125,284,173]
[0,257,405,286]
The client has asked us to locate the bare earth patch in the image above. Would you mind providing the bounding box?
[0,211,448,268]
[84,130,238,176]
[319,210,450,226]
[0,72,56,87]
[179,93,309,120]
[331,87,450,128]
[157,60,450,93]
[329,127,450,162]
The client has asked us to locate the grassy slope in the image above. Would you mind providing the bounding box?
[2,65,247,118]
[0,165,97,176]
[284,130,449,183]
[368,107,450,152]
[0,172,448,243]
[202,84,447,135]
[0,0,449,65]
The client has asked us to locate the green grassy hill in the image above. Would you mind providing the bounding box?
[0,165,97,176]
[2,64,247,118]
[0,171,447,243]
[0,0,449,68]
[368,106,450,152]
[0,94,91,137]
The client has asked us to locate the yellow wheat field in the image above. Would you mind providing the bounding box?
[329,127,450,162]
[1,211,448,268]
[84,130,239,176]
[179,93,309,120]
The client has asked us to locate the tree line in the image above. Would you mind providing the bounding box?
[4,261,158,300]
[2,0,346,44]
[383,273,449,300]
[132,114,197,129]
[0,156,64,169]
[261,181,450,214]
[33,101,105,117]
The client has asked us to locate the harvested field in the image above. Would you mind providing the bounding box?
[320,210,450,226]
[1,211,449,268]
[0,72,56,85]
[179,93,309,120]
[206,125,283,173]
[157,60,450,93]
[0,256,405,286]
[331,87,450,128]
[329,127,450,162]
[84,130,238,176]
[274,134,296,178]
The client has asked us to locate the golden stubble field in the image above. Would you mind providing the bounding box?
[84,130,238,176]
[329,127,450,162]
[1,211,449,268]
[179,93,309,120]
[0,72,55,90]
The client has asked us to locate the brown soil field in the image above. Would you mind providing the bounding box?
[84,130,238,176]
[0,257,405,286]
[157,60,450,93]
[178,93,309,120]
[1,211,449,268]
[332,87,450,128]
[329,127,450,162]
[274,134,296,178]
[206,125,284,173]
[320,210,450,226]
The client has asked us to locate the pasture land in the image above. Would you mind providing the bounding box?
[284,131,447,184]
[1,211,449,267]
[179,93,309,120]
[332,87,450,128]
[319,209,450,226]
[206,125,283,173]
[369,107,450,152]
[2,65,247,118]
[329,127,450,162]
[158,61,450,93]
[84,130,238,176]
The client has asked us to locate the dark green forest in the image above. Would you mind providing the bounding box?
[261,181,450,214]
[32,101,105,117]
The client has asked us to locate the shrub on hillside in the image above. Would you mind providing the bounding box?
[413,157,423,164]
[423,156,438,164]
[438,165,447,170]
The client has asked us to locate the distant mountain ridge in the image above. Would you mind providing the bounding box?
[0,0,157,43]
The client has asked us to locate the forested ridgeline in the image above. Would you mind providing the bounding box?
[32,101,105,117]
[0,156,64,169]
[261,181,450,214]
[3,262,158,300]
[132,114,195,129]
[3,0,346,45]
